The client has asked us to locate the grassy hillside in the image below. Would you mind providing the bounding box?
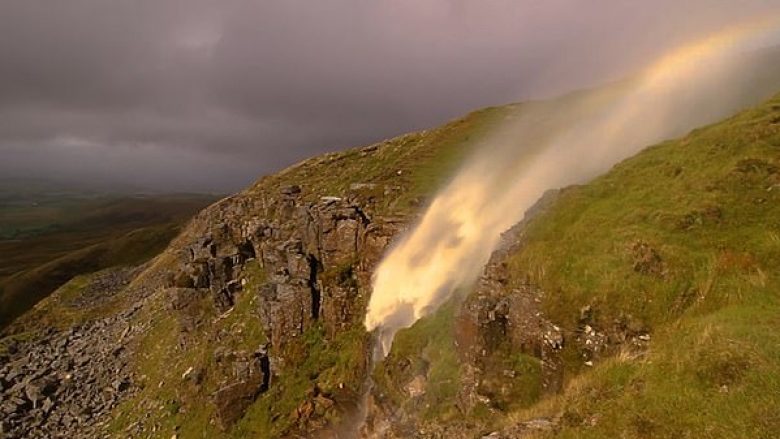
[366,93,780,438]
[106,92,780,438]
[246,104,515,215]
[484,94,780,437]
[0,194,216,330]
[104,105,512,439]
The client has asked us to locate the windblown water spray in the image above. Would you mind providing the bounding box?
[365,17,780,356]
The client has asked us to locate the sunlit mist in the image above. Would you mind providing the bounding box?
[365,17,780,355]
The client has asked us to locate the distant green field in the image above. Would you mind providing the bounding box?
[0,189,217,330]
[0,197,105,240]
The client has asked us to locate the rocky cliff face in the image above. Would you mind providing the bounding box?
[0,162,662,439]
[0,98,509,439]
[160,183,409,432]
[0,171,644,439]
[0,177,410,438]
[3,91,780,439]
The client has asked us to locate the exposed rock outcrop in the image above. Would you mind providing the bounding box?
[456,224,651,421]
[0,180,651,439]
[147,185,407,432]
[170,187,397,344]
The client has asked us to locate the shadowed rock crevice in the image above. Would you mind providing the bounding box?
[308,254,322,320]
[238,240,257,261]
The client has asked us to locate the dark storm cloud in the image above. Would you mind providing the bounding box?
[1,0,778,192]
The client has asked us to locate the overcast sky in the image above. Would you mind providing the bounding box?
[1,1,779,192]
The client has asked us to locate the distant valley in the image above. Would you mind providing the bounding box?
[0,180,216,329]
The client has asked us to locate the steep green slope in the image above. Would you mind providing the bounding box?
[366,93,780,438]
[496,93,780,437]
[245,104,512,215]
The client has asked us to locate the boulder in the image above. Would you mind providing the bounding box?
[212,374,267,430]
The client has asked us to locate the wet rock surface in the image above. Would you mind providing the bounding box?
[455,217,571,408]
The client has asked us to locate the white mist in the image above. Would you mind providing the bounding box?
[365,18,780,355]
